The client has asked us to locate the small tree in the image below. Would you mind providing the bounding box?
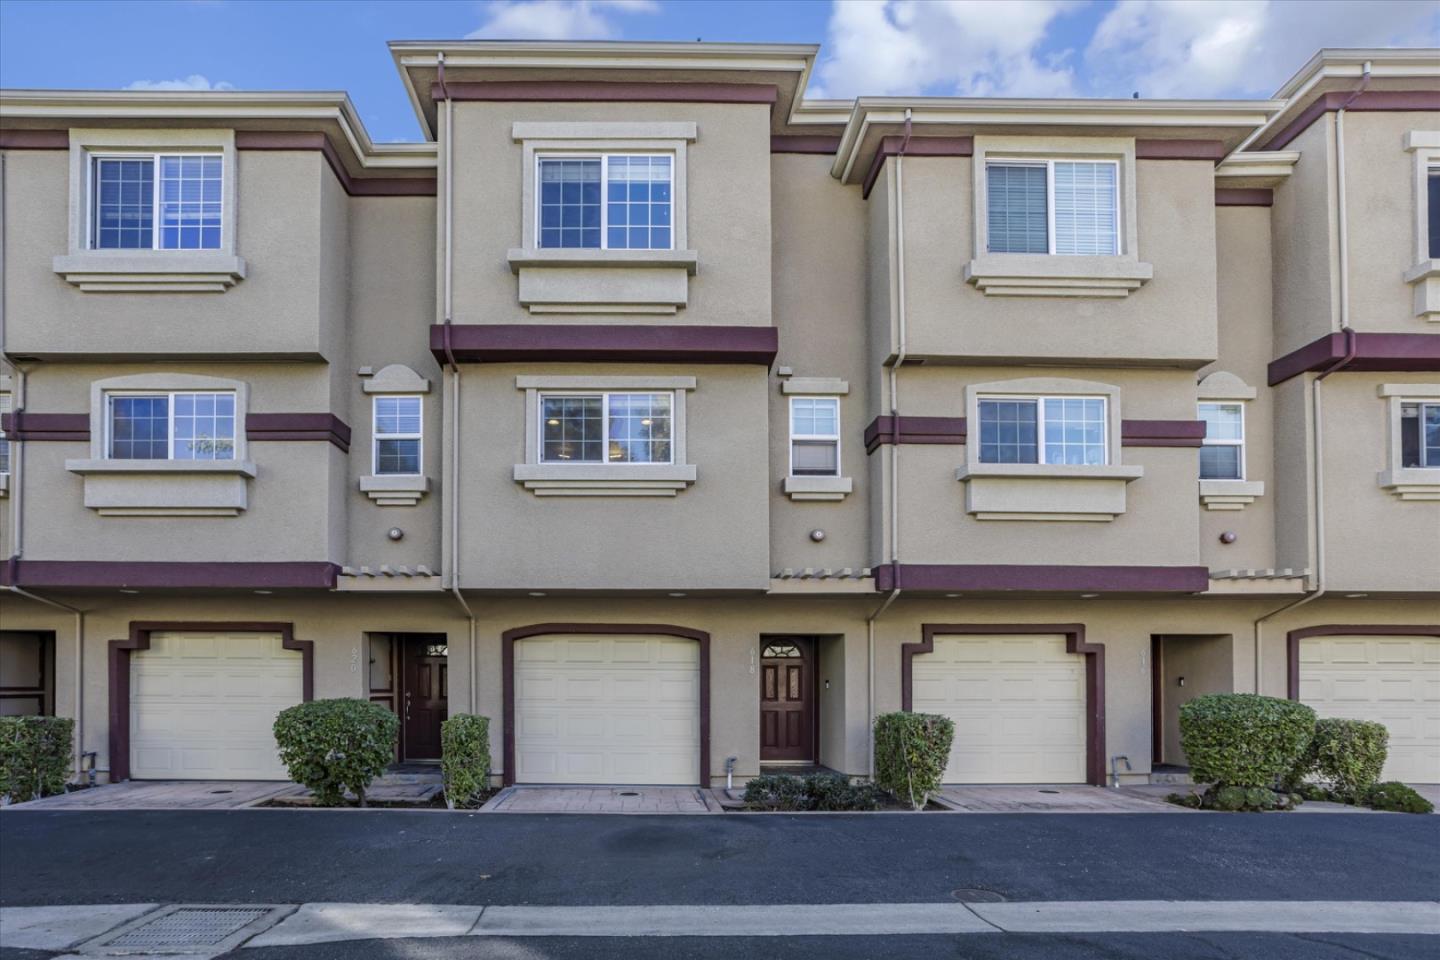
[0,717,74,804]
[873,712,954,811]
[441,715,492,810]
[273,699,398,806]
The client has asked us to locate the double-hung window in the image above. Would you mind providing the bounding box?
[1428,164,1440,259]
[373,396,422,475]
[106,391,235,460]
[986,160,1119,255]
[537,155,673,250]
[0,394,11,475]
[789,397,840,477]
[1198,402,1246,480]
[978,396,1107,465]
[1401,401,1440,468]
[540,392,673,464]
[90,154,223,251]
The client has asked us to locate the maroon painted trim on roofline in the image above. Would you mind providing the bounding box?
[1286,624,1440,702]
[904,623,1106,786]
[875,563,1210,594]
[109,621,312,781]
[1134,140,1228,161]
[246,413,351,453]
[1,412,89,442]
[0,129,69,149]
[1215,188,1273,207]
[501,623,711,787]
[1268,332,1440,385]
[862,136,974,199]
[0,560,340,590]
[234,131,436,198]
[770,135,843,155]
[432,81,778,106]
[863,416,967,454]
[1121,419,1207,448]
[431,324,778,366]
[1260,90,1440,151]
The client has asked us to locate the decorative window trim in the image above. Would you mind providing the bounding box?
[514,374,696,497]
[360,378,429,505]
[1197,400,1265,510]
[1197,370,1259,401]
[1403,131,1440,321]
[1378,382,1440,500]
[0,393,11,497]
[966,136,1151,298]
[780,377,850,395]
[785,395,850,501]
[361,364,431,395]
[55,129,245,292]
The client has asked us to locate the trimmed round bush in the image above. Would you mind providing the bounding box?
[273,699,398,806]
[441,714,492,810]
[0,716,74,804]
[1179,694,1315,788]
[873,711,954,811]
[1309,718,1388,801]
[1363,781,1434,814]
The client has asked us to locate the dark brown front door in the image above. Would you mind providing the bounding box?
[402,637,448,761]
[760,639,814,763]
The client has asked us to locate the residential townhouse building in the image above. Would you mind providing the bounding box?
[0,42,1436,790]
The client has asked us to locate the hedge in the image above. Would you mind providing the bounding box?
[1363,781,1433,814]
[0,716,74,804]
[273,699,398,806]
[873,712,954,810]
[441,714,492,809]
[743,773,883,812]
[1306,718,1388,801]
[1179,694,1314,788]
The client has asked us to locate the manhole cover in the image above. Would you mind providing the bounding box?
[104,907,270,948]
[951,888,1007,903]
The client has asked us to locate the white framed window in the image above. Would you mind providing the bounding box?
[89,153,223,251]
[105,391,235,461]
[0,394,11,475]
[536,154,673,251]
[539,392,674,464]
[1428,164,1439,260]
[977,395,1108,465]
[1401,400,1440,468]
[789,397,840,477]
[373,396,422,476]
[1199,402,1246,480]
[986,159,1119,256]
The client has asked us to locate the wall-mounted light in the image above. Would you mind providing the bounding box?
[809,529,826,543]
[387,527,404,542]
[1219,531,1238,544]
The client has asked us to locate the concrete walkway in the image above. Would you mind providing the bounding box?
[484,785,716,814]
[2,780,295,811]
[937,784,1189,813]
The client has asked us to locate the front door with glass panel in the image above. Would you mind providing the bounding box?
[760,639,814,763]
[402,636,448,761]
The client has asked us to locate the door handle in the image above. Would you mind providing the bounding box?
[404,690,411,721]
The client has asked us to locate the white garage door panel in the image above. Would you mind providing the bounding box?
[515,634,700,785]
[912,634,1086,784]
[130,632,301,780]
[1299,635,1440,784]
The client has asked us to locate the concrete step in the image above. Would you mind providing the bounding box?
[1149,771,1194,785]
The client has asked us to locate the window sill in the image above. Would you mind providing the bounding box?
[955,462,1143,521]
[963,255,1153,299]
[52,252,247,293]
[1377,467,1440,501]
[64,458,255,516]
[783,475,853,502]
[360,474,430,507]
[1199,479,1265,511]
[507,248,699,315]
[513,463,697,497]
[1403,259,1440,321]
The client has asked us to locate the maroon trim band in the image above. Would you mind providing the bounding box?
[862,136,974,199]
[245,413,351,453]
[876,563,1209,594]
[1120,419,1207,448]
[0,129,69,149]
[234,131,436,197]
[863,416,967,454]
[501,622,711,787]
[1268,332,1440,385]
[1260,90,1440,151]
[770,135,843,155]
[0,560,340,590]
[109,621,312,781]
[431,324,778,366]
[904,623,1106,786]
[1134,140,1228,161]
[1215,188,1273,207]
[0,412,89,441]
[431,81,778,106]
[1286,624,1440,701]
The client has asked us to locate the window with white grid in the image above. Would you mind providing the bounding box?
[1401,401,1440,468]
[978,396,1107,465]
[373,396,422,475]
[540,392,673,464]
[987,159,1119,256]
[106,392,235,461]
[91,154,223,251]
[537,154,673,250]
[789,397,840,477]
[1198,402,1245,480]
[0,394,10,475]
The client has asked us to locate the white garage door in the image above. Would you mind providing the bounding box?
[912,634,1086,784]
[514,634,699,785]
[1298,635,1440,784]
[130,631,302,780]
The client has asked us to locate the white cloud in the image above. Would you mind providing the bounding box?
[467,0,659,41]
[812,0,1080,99]
[124,74,235,92]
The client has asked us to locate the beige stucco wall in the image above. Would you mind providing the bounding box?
[1156,633,1233,765]
[1270,120,1338,355]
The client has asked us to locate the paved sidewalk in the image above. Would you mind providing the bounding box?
[1,781,294,811]
[937,784,1189,813]
[483,785,716,814]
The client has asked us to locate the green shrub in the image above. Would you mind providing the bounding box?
[1363,781,1434,814]
[742,773,883,812]
[272,699,398,806]
[1308,718,1388,801]
[1179,694,1314,788]
[873,712,954,810]
[0,716,74,804]
[743,774,813,811]
[441,714,492,809]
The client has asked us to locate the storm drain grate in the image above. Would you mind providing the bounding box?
[104,907,271,948]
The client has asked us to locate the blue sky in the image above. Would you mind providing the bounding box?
[2,1,1436,142]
